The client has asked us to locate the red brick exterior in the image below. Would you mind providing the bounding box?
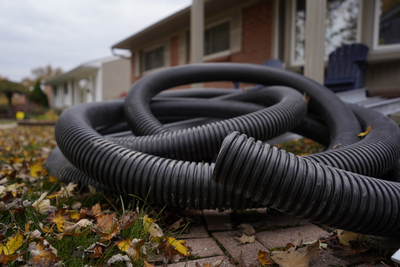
[230,1,273,64]
[128,1,274,91]
[171,36,179,67]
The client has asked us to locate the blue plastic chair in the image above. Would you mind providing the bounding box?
[324,43,369,92]
[233,59,283,89]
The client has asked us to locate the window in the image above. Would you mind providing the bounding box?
[292,0,360,64]
[64,83,68,95]
[373,0,400,50]
[144,46,164,71]
[204,21,230,56]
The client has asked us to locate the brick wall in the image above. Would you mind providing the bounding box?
[231,0,273,65]
[129,0,274,90]
[171,36,179,67]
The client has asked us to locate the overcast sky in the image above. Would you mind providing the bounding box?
[0,0,191,82]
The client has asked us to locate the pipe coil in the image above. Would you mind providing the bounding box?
[47,63,400,237]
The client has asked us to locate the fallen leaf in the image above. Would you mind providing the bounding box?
[47,182,77,199]
[233,234,255,244]
[116,238,145,260]
[0,251,24,265]
[170,219,183,230]
[62,219,93,237]
[168,237,189,256]
[48,175,59,183]
[337,230,360,247]
[239,223,256,236]
[97,213,117,232]
[28,238,61,266]
[358,126,372,137]
[195,260,224,267]
[43,208,75,232]
[143,215,163,238]
[293,232,303,247]
[29,161,44,178]
[0,232,23,255]
[85,242,107,259]
[32,192,56,214]
[117,210,137,230]
[271,241,319,267]
[107,254,133,267]
[258,250,274,266]
[144,260,156,267]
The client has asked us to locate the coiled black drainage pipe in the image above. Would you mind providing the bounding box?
[213,132,400,237]
[48,63,400,237]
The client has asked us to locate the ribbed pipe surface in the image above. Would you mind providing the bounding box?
[47,63,400,237]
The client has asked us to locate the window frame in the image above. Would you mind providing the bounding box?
[141,42,168,75]
[290,0,363,67]
[372,0,400,51]
[203,18,231,60]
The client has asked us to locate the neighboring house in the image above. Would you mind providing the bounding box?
[45,56,131,109]
[111,0,400,97]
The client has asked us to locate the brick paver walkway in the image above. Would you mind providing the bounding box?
[160,208,396,267]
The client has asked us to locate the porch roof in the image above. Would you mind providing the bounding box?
[111,0,249,50]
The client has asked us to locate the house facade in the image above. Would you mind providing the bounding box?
[112,0,400,97]
[45,56,131,109]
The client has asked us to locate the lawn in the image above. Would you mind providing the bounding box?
[0,125,327,266]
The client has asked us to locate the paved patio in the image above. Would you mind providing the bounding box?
[160,208,398,267]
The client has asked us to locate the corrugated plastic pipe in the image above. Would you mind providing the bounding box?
[48,63,400,237]
[213,131,400,237]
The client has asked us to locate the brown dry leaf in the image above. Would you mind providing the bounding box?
[239,223,256,236]
[258,250,274,266]
[271,241,319,267]
[233,234,255,244]
[97,213,117,232]
[28,238,61,266]
[86,242,107,259]
[28,249,62,266]
[294,232,303,247]
[79,203,102,221]
[0,251,24,264]
[337,230,360,247]
[62,219,93,237]
[144,260,156,267]
[169,218,183,230]
[116,210,137,231]
[195,260,224,267]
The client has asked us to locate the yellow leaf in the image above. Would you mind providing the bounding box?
[143,215,163,238]
[258,250,274,266]
[117,239,132,253]
[337,230,360,247]
[30,161,43,178]
[115,238,145,260]
[0,232,23,255]
[358,126,372,137]
[48,175,59,183]
[168,237,188,256]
